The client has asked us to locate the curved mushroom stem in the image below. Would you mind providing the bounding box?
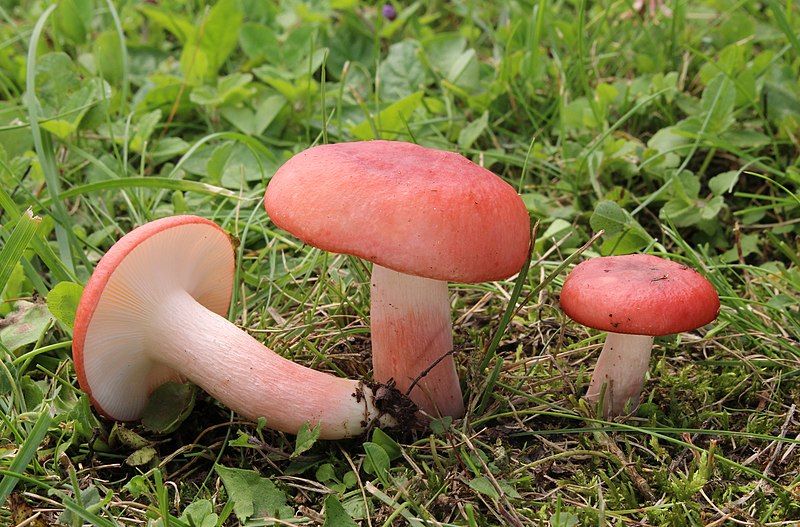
[586,332,654,417]
[370,265,465,418]
[151,289,399,439]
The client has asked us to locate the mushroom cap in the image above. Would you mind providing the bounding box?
[73,215,235,420]
[264,141,531,283]
[560,254,719,336]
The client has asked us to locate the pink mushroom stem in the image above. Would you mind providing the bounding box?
[148,289,392,439]
[586,332,654,417]
[370,265,465,418]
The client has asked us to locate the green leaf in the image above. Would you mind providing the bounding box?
[377,40,427,100]
[179,499,218,527]
[709,170,740,196]
[190,73,255,107]
[239,23,279,61]
[180,0,244,83]
[550,511,579,527]
[589,200,628,236]
[468,476,499,499]
[351,91,424,140]
[0,408,52,504]
[458,111,489,149]
[292,422,321,458]
[214,465,288,522]
[700,74,736,134]
[93,31,123,84]
[0,301,53,351]
[138,5,195,43]
[323,494,358,527]
[125,447,157,467]
[54,0,93,44]
[141,382,196,434]
[46,281,83,329]
[371,428,402,461]
[362,442,390,477]
[109,424,150,450]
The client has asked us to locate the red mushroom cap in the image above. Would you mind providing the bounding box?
[264,141,531,283]
[560,254,720,336]
[73,215,235,420]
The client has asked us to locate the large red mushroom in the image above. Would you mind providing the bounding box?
[265,141,531,418]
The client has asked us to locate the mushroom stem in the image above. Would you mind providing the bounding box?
[586,332,654,417]
[151,289,394,439]
[370,265,465,418]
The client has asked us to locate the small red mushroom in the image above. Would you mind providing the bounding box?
[264,141,531,418]
[73,215,406,439]
[560,254,719,417]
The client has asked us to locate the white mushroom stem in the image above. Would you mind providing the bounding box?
[370,265,465,418]
[586,332,654,417]
[149,289,394,439]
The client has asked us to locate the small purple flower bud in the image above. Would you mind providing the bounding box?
[382,3,397,21]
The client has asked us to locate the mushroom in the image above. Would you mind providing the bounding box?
[264,141,531,417]
[560,253,719,417]
[73,215,412,439]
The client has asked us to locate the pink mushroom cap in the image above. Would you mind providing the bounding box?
[73,215,235,420]
[560,254,720,336]
[264,140,531,283]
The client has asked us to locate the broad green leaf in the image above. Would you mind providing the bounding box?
[362,442,390,477]
[239,23,280,61]
[93,31,123,84]
[292,422,321,458]
[220,94,286,136]
[589,200,628,236]
[700,74,736,134]
[180,0,243,83]
[445,49,480,92]
[34,53,110,139]
[190,73,255,107]
[351,91,424,140]
[125,447,157,467]
[54,0,93,44]
[371,428,402,461]
[709,170,740,196]
[315,463,336,483]
[550,511,579,527]
[468,476,499,499]
[0,301,53,351]
[141,382,196,434]
[458,111,488,149]
[138,5,195,43]
[46,281,83,329]
[109,424,150,450]
[377,40,427,100]
[323,494,357,527]
[179,500,218,527]
[214,465,288,522]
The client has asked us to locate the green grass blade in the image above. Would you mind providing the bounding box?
[0,405,52,506]
[24,4,79,274]
[0,208,41,292]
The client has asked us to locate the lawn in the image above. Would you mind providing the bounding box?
[1,0,799,525]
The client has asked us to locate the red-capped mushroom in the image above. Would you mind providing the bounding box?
[73,215,411,439]
[265,141,531,417]
[560,254,719,417]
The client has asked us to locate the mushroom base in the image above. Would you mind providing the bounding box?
[370,265,465,418]
[586,332,654,417]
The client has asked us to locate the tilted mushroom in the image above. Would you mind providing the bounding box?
[560,253,719,417]
[265,140,531,417]
[73,215,413,439]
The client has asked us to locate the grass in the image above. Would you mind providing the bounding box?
[0,0,799,525]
